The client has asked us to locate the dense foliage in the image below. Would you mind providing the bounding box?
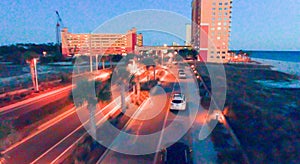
[0,43,61,64]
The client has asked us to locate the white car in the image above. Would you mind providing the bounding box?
[178,72,186,79]
[170,94,187,110]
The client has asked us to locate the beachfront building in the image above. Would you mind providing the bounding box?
[191,0,233,63]
[185,24,192,46]
[61,28,143,57]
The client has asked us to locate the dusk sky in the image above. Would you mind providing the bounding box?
[0,0,299,50]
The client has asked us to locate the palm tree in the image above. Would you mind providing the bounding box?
[73,76,98,138]
[96,80,112,105]
[141,58,156,81]
[115,65,130,113]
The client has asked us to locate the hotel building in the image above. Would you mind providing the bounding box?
[61,28,143,56]
[191,0,233,62]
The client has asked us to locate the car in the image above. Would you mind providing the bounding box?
[178,69,184,73]
[161,142,192,164]
[178,72,186,79]
[170,93,187,110]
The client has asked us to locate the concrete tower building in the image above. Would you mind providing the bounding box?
[185,24,192,46]
[192,0,233,63]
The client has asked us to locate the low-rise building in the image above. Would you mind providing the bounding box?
[61,28,143,57]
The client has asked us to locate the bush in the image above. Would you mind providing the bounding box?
[141,80,158,91]
[60,73,71,83]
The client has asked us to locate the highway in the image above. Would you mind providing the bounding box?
[0,69,111,118]
[2,90,130,164]
[96,65,218,163]
[0,85,73,118]
[1,65,218,163]
[0,70,113,163]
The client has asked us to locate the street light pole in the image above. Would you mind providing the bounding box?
[161,51,163,66]
[89,33,93,72]
[33,58,39,92]
[95,54,98,71]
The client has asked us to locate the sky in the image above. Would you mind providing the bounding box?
[0,0,299,50]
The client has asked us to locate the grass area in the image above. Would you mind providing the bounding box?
[196,62,300,163]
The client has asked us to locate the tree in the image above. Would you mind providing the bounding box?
[178,48,198,60]
[115,65,130,113]
[141,58,156,81]
[96,80,112,105]
[73,76,98,138]
[24,51,39,60]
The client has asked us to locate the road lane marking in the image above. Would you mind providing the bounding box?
[31,94,132,164]
[2,106,76,154]
[96,97,150,164]
[37,107,75,130]
[50,105,122,164]
[152,100,171,164]
[30,101,119,164]
[1,70,112,115]
[0,85,73,114]
[152,78,176,164]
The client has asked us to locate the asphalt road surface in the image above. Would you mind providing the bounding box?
[96,65,217,164]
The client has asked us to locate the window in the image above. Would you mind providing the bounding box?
[211,51,214,54]
[212,2,216,5]
[224,8,228,10]
[217,37,221,40]
[211,27,215,30]
[225,12,228,15]
[216,56,220,59]
[217,27,221,30]
[212,17,215,21]
[212,8,216,10]
[222,56,226,59]
[225,2,228,5]
[222,51,226,54]
[218,22,221,25]
[219,12,222,16]
[217,51,220,54]
[218,17,222,21]
[219,2,222,5]
[212,12,216,15]
[224,17,228,20]
[224,22,227,26]
[210,56,214,58]
[219,8,222,10]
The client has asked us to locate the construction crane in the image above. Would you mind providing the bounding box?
[55,10,65,57]
[55,11,64,45]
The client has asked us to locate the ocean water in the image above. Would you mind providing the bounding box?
[247,51,300,63]
[248,51,300,88]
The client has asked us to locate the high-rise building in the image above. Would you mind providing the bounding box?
[61,28,142,56]
[191,0,232,63]
[185,24,192,46]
